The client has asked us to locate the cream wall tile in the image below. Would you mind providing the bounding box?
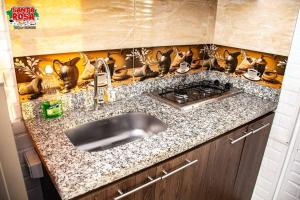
[6,0,218,57]
[214,0,300,56]
[133,0,217,47]
[6,0,135,57]
[5,0,299,57]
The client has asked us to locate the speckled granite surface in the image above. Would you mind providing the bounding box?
[21,71,280,120]
[24,92,277,200]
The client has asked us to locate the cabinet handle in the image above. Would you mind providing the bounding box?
[229,131,253,144]
[229,123,271,144]
[114,176,161,200]
[252,123,270,134]
[161,159,198,180]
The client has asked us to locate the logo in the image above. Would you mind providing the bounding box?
[6,6,39,29]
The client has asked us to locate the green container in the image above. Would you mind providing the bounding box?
[41,100,63,119]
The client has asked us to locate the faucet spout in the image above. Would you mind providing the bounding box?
[93,58,113,110]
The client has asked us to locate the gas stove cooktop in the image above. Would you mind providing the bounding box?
[151,80,243,111]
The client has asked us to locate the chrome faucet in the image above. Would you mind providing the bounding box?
[93,58,114,110]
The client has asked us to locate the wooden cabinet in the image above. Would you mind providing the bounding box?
[203,126,247,200]
[77,112,274,200]
[155,142,210,200]
[233,113,274,200]
[202,113,274,200]
[79,167,159,200]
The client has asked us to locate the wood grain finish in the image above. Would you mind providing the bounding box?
[179,144,210,200]
[133,167,158,200]
[203,126,247,200]
[78,166,158,200]
[156,143,210,200]
[155,155,184,200]
[233,113,275,200]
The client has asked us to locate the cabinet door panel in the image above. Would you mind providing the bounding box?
[82,167,158,200]
[155,143,210,200]
[85,175,136,200]
[233,113,274,200]
[134,167,158,200]
[203,126,247,200]
[155,155,184,200]
[181,144,210,200]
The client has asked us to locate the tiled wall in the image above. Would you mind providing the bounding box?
[5,0,300,57]
[133,0,217,47]
[252,139,289,200]
[275,10,300,200]
[13,44,287,103]
[214,0,300,56]
[5,0,216,57]
[277,125,300,200]
[252,10,300,200]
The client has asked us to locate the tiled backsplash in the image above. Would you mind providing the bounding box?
[13,44,287,103]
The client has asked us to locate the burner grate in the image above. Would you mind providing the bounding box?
[157,80,234,105]
[152,81,242,111]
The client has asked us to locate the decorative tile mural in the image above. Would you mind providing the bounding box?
[13,44,287,102]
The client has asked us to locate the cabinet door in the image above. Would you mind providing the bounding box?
[203,126,248,200]
[80,166,159,200]
[233,113,275,200]
[155,142,210,200]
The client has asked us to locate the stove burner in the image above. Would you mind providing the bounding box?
[174,92,188,104]
[176,96,188,104]
[158,80,234,103]
[152,80,242,110]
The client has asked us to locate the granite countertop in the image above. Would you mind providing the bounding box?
[24,92,277,200]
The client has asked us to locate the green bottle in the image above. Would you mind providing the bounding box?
[41,99,63,119]
[41,65,63,119]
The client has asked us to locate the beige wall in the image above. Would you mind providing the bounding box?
[133,0,217,47]
[6,0,135,56]
[6,0,217,57]
[5,0,300,57]
[214,0,300,56]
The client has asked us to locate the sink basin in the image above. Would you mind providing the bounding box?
[65,112,167,152]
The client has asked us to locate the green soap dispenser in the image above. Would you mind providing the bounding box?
[41,65,63,119]
[41,99,63,119]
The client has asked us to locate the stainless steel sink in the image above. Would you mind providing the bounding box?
[65,112,167,152]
